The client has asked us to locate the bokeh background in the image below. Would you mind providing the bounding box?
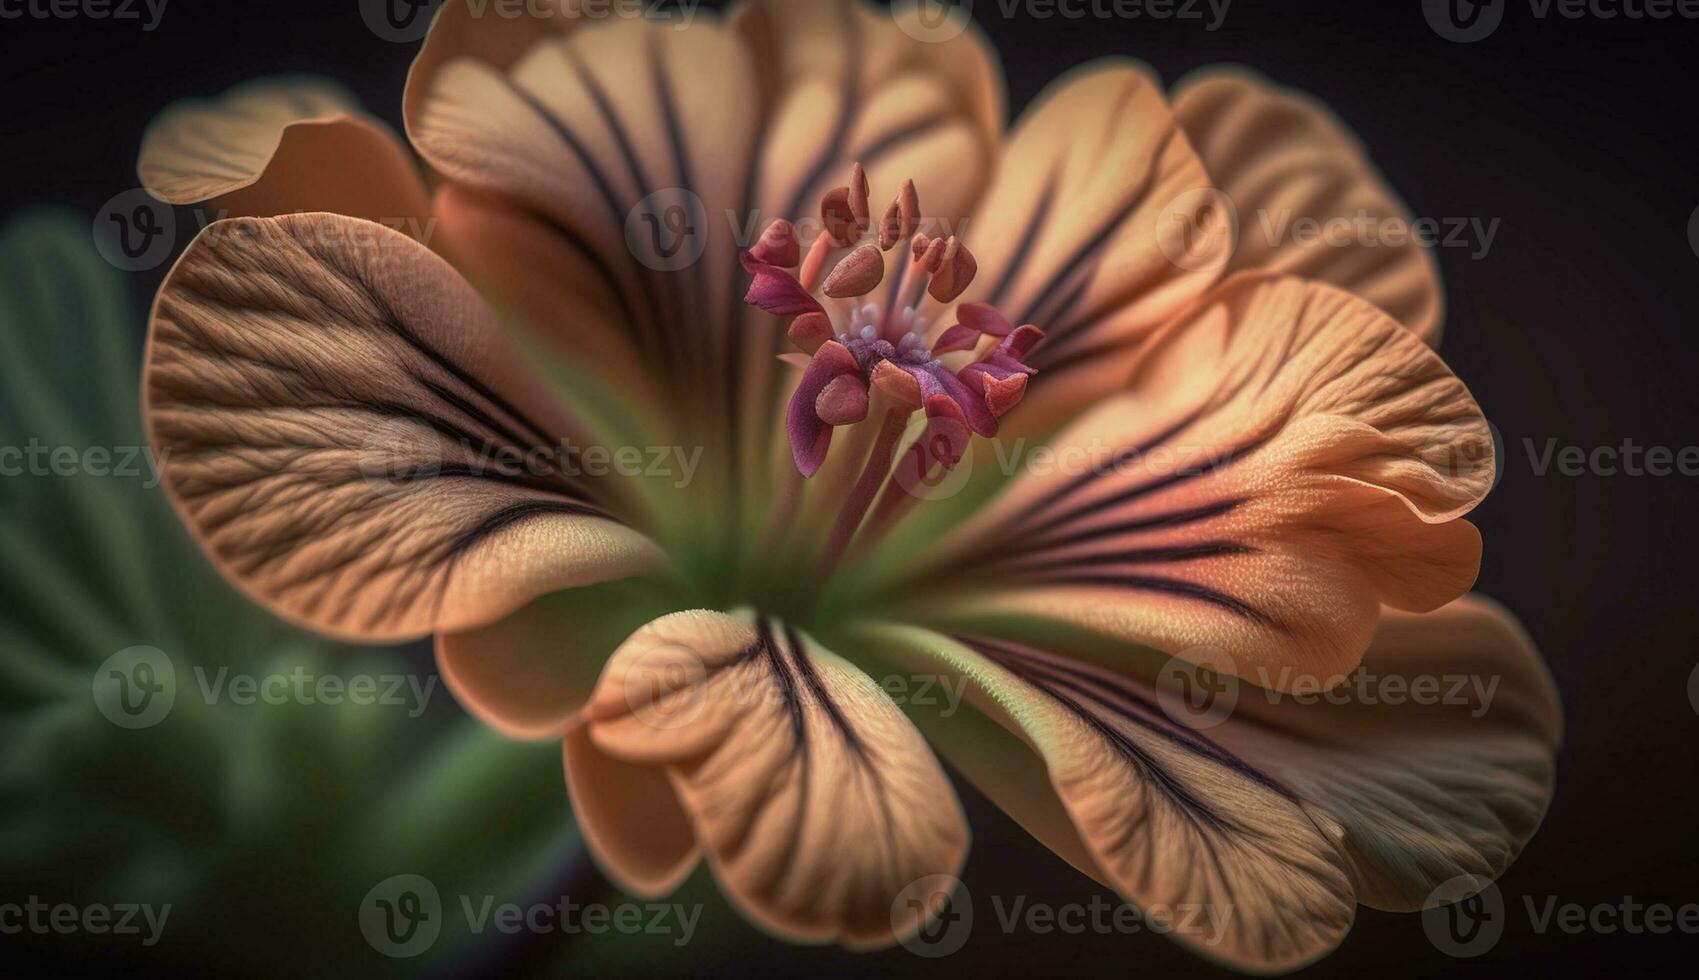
[2,0,1696,975]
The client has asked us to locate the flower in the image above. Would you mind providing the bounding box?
[134,0,1559,970]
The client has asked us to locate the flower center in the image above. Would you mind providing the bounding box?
[740,163,1046,578]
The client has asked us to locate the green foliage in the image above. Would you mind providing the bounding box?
[0,209,581,975]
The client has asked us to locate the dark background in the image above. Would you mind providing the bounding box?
[3,0,1695,976]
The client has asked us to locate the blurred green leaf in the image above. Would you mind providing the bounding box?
[0,208,586,975]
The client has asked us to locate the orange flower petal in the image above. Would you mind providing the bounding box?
[1173,68,1444,343]
[144,213,658,642]
[871,597,1559,970]
[409,15,762,437]
[919,274,1494,689]
[436,581,670,740]
[431,183,667,424]
[871,623,1352,971]
[564,725,701,896]
[950,62,1228,431]
[571,610,969,949]
[403,0,583,136]
[138,77,428,231]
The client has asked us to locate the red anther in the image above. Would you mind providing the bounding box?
[957,301,1013,337]
[878,199,903,251]
[849,163,871,229]
[898,179,920,240]
[823,244,886,299]
[750,219,801,268]
[817,374,871,426]
[930,323,981,356]
[870,359,922,410]
[1002,323,1046,360]
[982,372,1029,417]
[927,237,978,303]
[821,186,860,247]
[787,311,834,354]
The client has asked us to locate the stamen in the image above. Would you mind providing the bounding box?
[849,163,871,230]
[823,244,885,299]
[930,322,981,356]
[787,311,832,354]
[750,219,801,268]
[877,179,920,251]
[898,180,920,240]
[820,186,861,247]
[927,237,977,303]
[957,301,1013,337]
[820,408,909,572]
[879,199,902,250]
[738,162,1048,577]
[817,375,870,426]
[799,233,833,292]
